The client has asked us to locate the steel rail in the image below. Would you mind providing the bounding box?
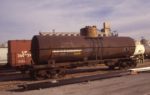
[18,70,131,91]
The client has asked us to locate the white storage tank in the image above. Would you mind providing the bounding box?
[0,47,8,65]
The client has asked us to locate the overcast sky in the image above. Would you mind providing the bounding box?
[0,0,150,42]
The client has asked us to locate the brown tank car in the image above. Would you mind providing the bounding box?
[29,26,137,79]
[32,36,135,65]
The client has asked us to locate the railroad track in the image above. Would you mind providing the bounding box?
[16,62,150,91]
[1,60,150,91]
[17,70,131,91]
[0,66,17,75]
[17,66,150,91]
[0,65,109,91]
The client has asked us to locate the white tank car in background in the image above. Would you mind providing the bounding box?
[0,47,8,66]
[133,41,145,63]
[144,45,150,58]
[141,38,150,58]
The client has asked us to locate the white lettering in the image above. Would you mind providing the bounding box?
[17,51,31,58]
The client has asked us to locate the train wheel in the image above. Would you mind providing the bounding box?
[50,69,65,79]
[130,60,137,68]
[45,70,57,79]
[108,65,115,70]
[21,70,26,74]
[45,70,51,78]
[50,70,60,79]
[58,69,66,77]
[36,70,47,80]
[29,70,47,80]
[29,69,66,80]
[126,61,133,69]
[29,70,37,79]
[119,61,129,70]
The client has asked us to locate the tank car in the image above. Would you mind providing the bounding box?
[144,45,150,58]
[141,38,150,58]
[132,41,145,63]
[30,34,137,79]
[28,26,139,79]
[0,47,8,66]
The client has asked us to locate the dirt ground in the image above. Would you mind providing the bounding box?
[0,72,149,95]
[0,60,150,95]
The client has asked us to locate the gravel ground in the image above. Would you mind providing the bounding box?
[0,60,150,95]
[0,72,150,95]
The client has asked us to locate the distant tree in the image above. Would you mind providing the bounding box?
[0,43,7,48]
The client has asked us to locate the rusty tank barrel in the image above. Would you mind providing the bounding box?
[31,35,135,65]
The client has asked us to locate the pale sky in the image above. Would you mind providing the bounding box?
[0,0,150,42]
